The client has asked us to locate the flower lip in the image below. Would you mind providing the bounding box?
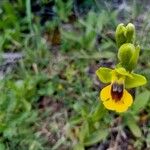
[100,84,133,112]
[111,82,124,102]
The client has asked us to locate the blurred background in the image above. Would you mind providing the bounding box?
[0,0,150,149]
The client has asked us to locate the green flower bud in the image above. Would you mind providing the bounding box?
[118,43,135,64]
[115,23,126,48]
[118,43,139,71]
[125,23,135,43]
[128,45,140,71]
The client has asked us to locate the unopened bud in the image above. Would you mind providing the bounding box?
[125,23,135,43]
[118,43,138,71]
[115,23,126,48]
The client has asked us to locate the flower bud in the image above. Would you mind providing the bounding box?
[115,23,126,48]
[125,23,135,43]
[118,43,139,71]
[128,45,140,71]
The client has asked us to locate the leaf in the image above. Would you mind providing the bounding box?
[73,143,84,150]
[52,137,65,150]
[69,116,82,125]
[73,102,88,117]
[29,140,43,150]
[22,99,31,111]
[96,67,112,83]
[132,91,150,113]
[125,73,147,89]
[79,121,89,143]
[38,82,54,96]
[3,127,17,138]
[61,30,80,42]
[83,31,96,50]
[0,124,6,132]
[26,0,32,31]
[0,143,5,150]
[125,115,142,137]
[92,103,106,122]
[84,129,108,146]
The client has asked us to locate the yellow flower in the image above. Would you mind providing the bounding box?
[100,76,133,113]
[101,84,133,113]
[96,67,146,113]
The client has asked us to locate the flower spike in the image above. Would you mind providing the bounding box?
[96,23,147,112]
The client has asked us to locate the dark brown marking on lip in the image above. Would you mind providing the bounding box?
[111,82,124,102]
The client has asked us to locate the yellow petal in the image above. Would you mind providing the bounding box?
[114,102,129,112]
[103,99,116,110]
[100,84,133,113]
[121,89,133,107]
[114,90,133,112]
[103,99,129,112]
[100,85,111,101]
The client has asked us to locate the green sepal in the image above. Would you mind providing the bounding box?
[125,23,135,43]
[115,23,126,48]
[96,67,112,83]
[125,73,147,89]
[115,67,132,78]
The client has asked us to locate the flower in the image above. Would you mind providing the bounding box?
[100,80,133,113]
[96,67,147,113]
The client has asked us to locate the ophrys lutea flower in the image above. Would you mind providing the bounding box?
[96,67,147,113]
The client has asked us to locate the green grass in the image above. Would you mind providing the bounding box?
[0,0,150,149]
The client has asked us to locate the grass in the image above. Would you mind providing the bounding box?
[0,0,150,149]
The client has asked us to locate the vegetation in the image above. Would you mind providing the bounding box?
[0,0,150,149]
